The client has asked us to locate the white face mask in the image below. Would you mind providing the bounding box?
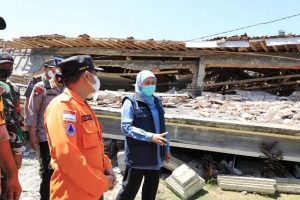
[87,71,100,93]
[47,70,55,79]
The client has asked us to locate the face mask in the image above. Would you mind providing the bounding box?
[0,69,13,80]
[47,70,55,79]
[55,72,63,84]
[141,85,156,96]
[87,71,100,92]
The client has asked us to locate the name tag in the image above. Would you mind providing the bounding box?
[81,115,92,122]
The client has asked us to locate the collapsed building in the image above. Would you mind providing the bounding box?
[1,33,300,95]
[1,34,300,163]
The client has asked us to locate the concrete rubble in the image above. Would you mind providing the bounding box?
[163,156,186,172]
[218,175,300,195]
[217,175,276,195]
[91,90,300,127]
[275,178,300,194]
[165,164,205,200]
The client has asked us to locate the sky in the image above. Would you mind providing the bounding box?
[1,0,300,41]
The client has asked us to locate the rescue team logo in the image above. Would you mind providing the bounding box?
[65,123,76,136]
[63,110,76,122]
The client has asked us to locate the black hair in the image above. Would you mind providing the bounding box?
[63,71,84,87]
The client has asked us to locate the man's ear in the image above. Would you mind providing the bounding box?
[83,71,89,80]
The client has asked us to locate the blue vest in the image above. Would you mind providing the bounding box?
[122,94,166,167]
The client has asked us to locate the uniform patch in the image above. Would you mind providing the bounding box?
[81,115,92,122]
[34,86,44,96]
[63,110,76,122]
[65,123,76,136]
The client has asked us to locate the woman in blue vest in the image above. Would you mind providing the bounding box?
[116,70,171,200]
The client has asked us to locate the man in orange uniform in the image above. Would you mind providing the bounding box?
[44,55,116,200]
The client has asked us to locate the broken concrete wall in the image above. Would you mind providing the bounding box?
[1,48,54,75]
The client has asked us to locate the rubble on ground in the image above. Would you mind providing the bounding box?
[91,90,300,127]
[217,175,276,194]
[275,178,300,194]
[165,164,205,200]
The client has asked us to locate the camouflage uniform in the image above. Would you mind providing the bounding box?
[1,80,25,154]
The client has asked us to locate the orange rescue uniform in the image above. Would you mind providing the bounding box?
[0,96,5,126]
[44,88,112,200]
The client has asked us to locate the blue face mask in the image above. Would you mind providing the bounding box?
[141,85,156,96]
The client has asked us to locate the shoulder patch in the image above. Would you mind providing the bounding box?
[63,110,76,122]
[34,86,44,96]
[65,123,76,136]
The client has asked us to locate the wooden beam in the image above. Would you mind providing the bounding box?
[284,45,290,51]
[50,39,74,47]
[93,60,197,70]
[238,80,300,90]
[238,47,248,52]
[272,45,279,52]
[205,74,300,87]
[206,63,300,69]
[249,43,258,52]
[13,40,40,48]
[297,44,300,52]
[98,70,179,77]
[29,46,300,59]
[260,41,269,52]
[202,53,300,69]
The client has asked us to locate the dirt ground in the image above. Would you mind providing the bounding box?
[18,146,300,200]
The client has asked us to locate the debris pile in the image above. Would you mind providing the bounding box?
[92,90,300,127]
[165,164,205,200]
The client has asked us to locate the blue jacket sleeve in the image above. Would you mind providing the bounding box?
[166,131,171,153]
[121,99,153,142]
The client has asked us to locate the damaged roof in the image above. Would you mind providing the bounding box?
[1,34,300,53]
[0,34,186,51]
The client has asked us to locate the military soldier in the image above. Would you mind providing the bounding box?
[44,55,116,200]
[26,58,64,200]
[0,84,22,200]
[0,53,26,198]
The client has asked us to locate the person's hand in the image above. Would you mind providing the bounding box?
[29,133,39,151]
[105,169,117,190]
[107,175,117,190]
[152,132,168,146]
[6,174,22,200]
[165,153,171,163]
[14,154,22,169]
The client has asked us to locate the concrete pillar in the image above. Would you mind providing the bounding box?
[194,58,206,96]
